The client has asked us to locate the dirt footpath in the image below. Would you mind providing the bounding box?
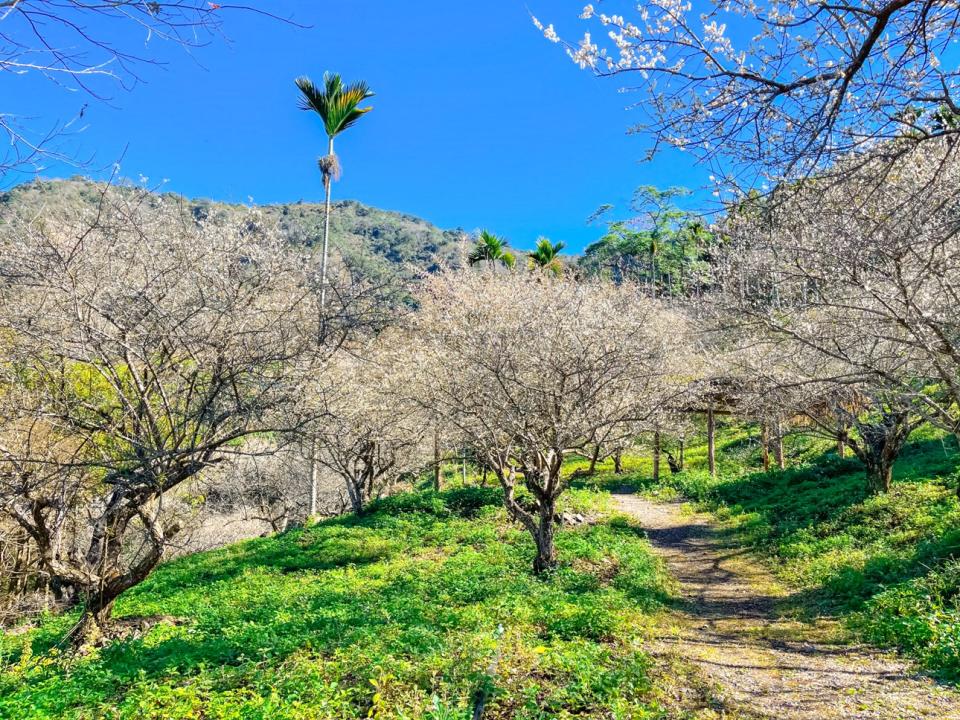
[614,493,960,720]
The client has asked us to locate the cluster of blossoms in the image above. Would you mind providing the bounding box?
[533,1,960,184]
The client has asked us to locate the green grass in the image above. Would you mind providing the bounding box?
[0,487,676,720]
[613,421,960,681]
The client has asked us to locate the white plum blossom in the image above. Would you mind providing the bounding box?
[535,0,960,185]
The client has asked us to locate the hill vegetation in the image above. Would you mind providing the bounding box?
[0,178,466,282]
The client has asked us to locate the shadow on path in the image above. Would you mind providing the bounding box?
[613,491,960,720]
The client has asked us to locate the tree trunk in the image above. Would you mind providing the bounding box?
[679,439,685,470]
[309,440,319,517]
[837,421,847,459]
[345,476,364,514]
[707,408,716,478]
[774,422,785,470]
[761,423,770,472]
[532,498,558,574]
[69,538,165,648]
[869,462,894,493]
[72,592,117,647]
[863,451,895,493]
[612,450,624,475]
[587,444,602,474]
[852,411,911,494]
[319,136,335,311]
[652,431,661,483]
[666,451,681,474]
[433,428,442,492]
[956,432,960,498]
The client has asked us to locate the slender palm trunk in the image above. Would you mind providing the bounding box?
[311,136,336,519]
[320,136,335,311]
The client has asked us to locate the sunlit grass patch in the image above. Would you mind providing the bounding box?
[0,487,672,719]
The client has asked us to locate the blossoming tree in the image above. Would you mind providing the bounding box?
[410,270,693,573]
[536,1,960,186]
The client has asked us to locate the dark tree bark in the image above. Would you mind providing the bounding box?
[433,428,442,492]
[666,451,681,474]
[652,431,661,483]
[494,452,563,575]
[66,507,177,646]
[533,498,558,574]
[848,410,913,494]
[587,444,602,474]
[774,420,786,470]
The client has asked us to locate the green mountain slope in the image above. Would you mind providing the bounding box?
[0,178,467,281]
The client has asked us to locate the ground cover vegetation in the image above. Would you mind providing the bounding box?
[3,0,960,716]
[602,421,960,681]
[0,486,677,719]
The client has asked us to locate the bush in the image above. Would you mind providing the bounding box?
[854,560,960,681]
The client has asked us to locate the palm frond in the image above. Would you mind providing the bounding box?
[529,237,566,275]
[296,72,374,139]
[468,230,513,268]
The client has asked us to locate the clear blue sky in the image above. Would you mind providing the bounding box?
[7,1,708,252]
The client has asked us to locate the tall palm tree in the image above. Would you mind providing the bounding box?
[467,230,516,269]
[528,237,566,277]
[296,72,374,309]
[296,72,372,518]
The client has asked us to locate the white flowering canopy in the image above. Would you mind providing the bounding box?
[406,269,696,570]
[717,138,960,438]
[535,1,960,187]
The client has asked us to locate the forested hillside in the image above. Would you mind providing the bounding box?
[0,178,466,281]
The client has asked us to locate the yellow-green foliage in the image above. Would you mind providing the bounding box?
[0,487,672,719]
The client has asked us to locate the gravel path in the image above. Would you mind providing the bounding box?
[614,492,960,719]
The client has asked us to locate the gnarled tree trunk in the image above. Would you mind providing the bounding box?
[495,457,562,575]
[848,409,913,494]
[652,431,661,483]
[612,450,624,475]
[533,498,558,574]
[587,444,602,474]
[760,423,770,472]
[707,408,716,477]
